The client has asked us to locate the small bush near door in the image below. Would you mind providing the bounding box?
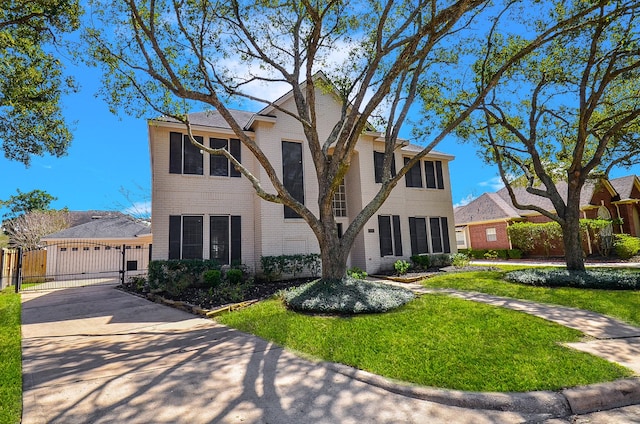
[614,234,640,260]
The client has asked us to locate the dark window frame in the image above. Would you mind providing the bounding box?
[282,141,305,219]
[425,160,445,190]
[404,157,423,188]
[429,216,451,254]
[409,217,429,255]
[169,132,204,175]
[209,137,241,177]
[168,215,204,259]
[378,214,403,257]
[374,151,396,183]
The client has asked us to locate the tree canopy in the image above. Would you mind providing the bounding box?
[1,188,57,220]
[84,0,612,278]
[456,0,640,270]
[0,0,82,166]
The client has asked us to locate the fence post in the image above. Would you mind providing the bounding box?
[120,244,126,285]
[15,248,22,293]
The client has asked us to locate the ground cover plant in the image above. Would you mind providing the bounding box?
[217,293,630,392]
[505,269,640,290]
[0,287,21,424]
[422,269,640,327]
[281,277,414,314]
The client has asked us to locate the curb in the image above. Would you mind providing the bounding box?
[321,361,640,417]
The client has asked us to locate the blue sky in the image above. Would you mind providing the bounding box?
[2,56,639,218]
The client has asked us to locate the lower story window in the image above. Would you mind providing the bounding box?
[210,215,242,265]
[378,215,403,257]
[486,227,497,242]
[409,217,429,255]
[169,215,203,259]
[169,215,241,263]
[429,217,451,254]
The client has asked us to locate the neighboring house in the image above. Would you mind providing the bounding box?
[454,175,640,256]
[148,80,457,275]
[41,216,152,280]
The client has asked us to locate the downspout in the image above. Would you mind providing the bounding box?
[582,210,593,255]
[613,203,624,233]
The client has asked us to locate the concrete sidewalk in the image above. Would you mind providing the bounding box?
[20,284,640,423]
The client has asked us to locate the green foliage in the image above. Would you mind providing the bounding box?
[460,248,522,260]
[226,268,244,285]
[0,0,81,166]
[148,259,221,296]
[410,255,430,269]
[393,259,410,275]
[505,269,640,290]
[507,222,563,256]
[450,253,470,268]
[260,254,321,281]
[0,287,22,423]
[203,269,222,288]
[219,292,629,392]
[346,267,367,279]
[484,250,499,260]
[614,234,640,260]
[507,249,523,259]
[430,254,452,268]
[0,189,57,220]
[281,277,415,314]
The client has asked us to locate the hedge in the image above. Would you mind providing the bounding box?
[614,234,640,260]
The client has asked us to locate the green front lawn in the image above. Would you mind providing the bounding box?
[0,287,21,424]
[217,292,630,392]
[423,269,640,327]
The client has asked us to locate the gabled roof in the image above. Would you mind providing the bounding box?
[454,192,521,225]
[455,177,635,225]
[68,210,127,227]
[42,217,151,240]
[610,175,640,200]
[154,109,257,131]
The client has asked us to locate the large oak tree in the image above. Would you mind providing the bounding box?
[0,0,82,166]
[85,0,609,279]
[457,1,640,271]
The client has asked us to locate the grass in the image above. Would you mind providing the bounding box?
[0,287,22,424]
[423,269,640,327]
[217,293,630,392]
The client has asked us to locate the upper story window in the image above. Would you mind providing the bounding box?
[210,138,241,177]
[374,151,396,183]
[170,132,203,175]
[404,157,423,188]
[282,141,304,218]
[332,180,347,217]
[425,160,445,189]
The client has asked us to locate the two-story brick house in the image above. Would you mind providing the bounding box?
[148,84,456,275]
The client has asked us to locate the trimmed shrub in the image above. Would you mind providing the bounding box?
[507,249,523,259]
[394,259,411,275]
[505,269,640,290]
[614,234,640,260]
[430,254,452,267]
[451,253,470,268]
[484,250,499,260]
[226,268,244,285]
[203,269,222,288]
[260,254,321,281]
[148,259,221,295]
[282,277,415,314]
[410,255,430,270]
[347,267,368,279]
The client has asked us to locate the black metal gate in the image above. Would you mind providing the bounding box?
[16,241,151,292]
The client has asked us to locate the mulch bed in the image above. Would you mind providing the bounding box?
[120,278,314,311]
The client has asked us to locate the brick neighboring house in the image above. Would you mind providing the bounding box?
[454,175,640,257]
[148,79,457,275]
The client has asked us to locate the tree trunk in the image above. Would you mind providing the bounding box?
[319,234,349,280]
[562,189,586,271]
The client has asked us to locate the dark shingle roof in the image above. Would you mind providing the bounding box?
[610,175,638,200]
[43,217,151,240]
[155,109,257,130]
[68,211,127,227]
[454,192,521,225]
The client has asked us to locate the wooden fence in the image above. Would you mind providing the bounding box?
[1,248,19,290]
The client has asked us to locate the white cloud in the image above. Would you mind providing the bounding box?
[454,194,476,208]
[478,176,505,192]
[123,201,151,219]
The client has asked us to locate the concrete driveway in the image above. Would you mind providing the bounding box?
[21,284,640,423]
[21,284,561,424]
